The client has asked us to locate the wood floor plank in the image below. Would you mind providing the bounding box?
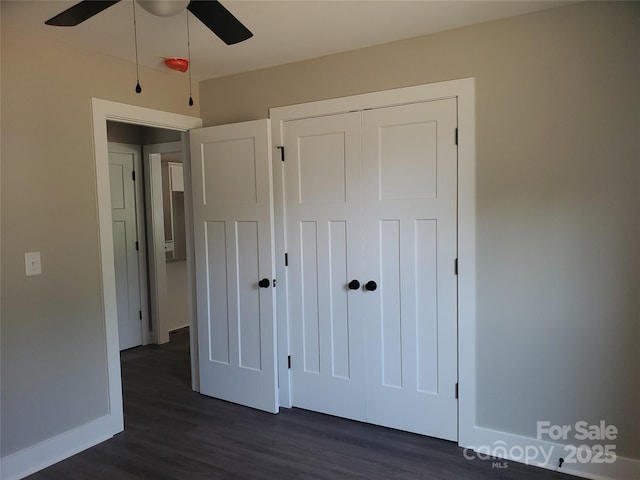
[27,329,570,479]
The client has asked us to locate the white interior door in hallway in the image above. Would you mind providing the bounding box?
[190,120,278,413]
[284,98,458,440]
[109,145,143,351]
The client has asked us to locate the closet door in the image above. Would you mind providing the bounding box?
[361,98,458,440]
[190,120,278,413]
[284,112,367,420]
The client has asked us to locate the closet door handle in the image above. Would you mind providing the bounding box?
[348,280,360,290]
[258,278,270,288]
[364,280,377,291]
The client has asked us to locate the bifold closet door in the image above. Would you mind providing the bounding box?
[361,98,458,440]
[284,112,367,420]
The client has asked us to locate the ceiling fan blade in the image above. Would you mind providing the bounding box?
[187,0,252,45]
[45,1,121,26]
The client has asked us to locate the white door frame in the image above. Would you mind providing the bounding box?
[270,78,476,445]
[141,141,184,345]
[91,98,202,434]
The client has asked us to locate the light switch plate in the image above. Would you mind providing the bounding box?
[25,252,42,276]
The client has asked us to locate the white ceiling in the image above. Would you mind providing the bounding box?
[2,1,572,82]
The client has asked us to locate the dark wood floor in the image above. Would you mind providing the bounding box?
[29,329,570,479]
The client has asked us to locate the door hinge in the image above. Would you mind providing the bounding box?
[454,258,458,275]
[285,252,288,267]
[288,355,291,369]
[135,241,139,251]
[455,128,458,146]
[455,382,459,399]
[139,310,142,320]
[277,146,285,162]
[132,170,136,181]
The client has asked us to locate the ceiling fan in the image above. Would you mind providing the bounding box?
[45,0,253,45]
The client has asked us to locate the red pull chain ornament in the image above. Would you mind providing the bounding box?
[163,57,189,72]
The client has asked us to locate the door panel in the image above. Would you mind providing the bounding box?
[328,220,350,379]
[298,133,347,203]
[191,120,277,413]
[109,150,142,351]
[284,112,367,420]
[204,220,229,364]
[202,138,258,204]
[415,219,439,394]
[236,220,261,370]
[362,98,458,440]
[379,219,402,388]
[378,120,438,200]
[300,220,320,374]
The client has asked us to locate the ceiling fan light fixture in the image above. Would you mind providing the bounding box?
[45,1,253,45]
[137,0,189,17]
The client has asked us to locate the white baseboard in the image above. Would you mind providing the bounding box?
[1,415,113,480]
[459,425,640,480]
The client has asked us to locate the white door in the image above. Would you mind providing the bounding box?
[361,99,458,440]
[284,112,367,420]
[190,120,278,413]
[284,98,458,439]
[109,148,142,351]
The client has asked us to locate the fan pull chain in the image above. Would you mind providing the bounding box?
[132,0,142,93]
[186,11,194,106]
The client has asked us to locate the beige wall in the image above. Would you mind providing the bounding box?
[200,2,640,457]
[0,25,199,456]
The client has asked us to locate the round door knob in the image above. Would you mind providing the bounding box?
[348,280,360,290]
[258,278,270,288]
[364,280,377,291]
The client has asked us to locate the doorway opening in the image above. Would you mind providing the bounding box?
[91,98,202,434]
[106,121,190,351]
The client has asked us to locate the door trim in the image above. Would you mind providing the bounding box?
[269,78,476,445]
[91,98,202,435]
[141,141,183,345]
